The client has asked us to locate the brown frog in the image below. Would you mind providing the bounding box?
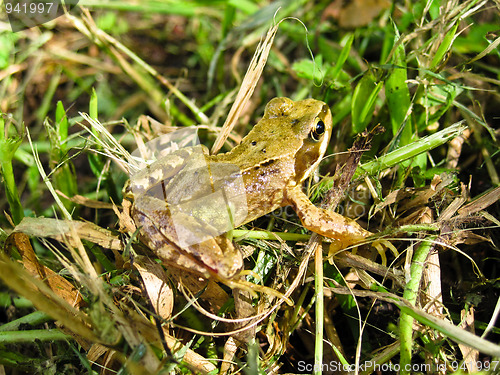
[124,97,372,280]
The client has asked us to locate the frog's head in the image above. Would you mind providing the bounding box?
[263,97,333,183]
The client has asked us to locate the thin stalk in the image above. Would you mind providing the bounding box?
[233,229,310,242]
[0,117,23,224]
[355,122,466,178]
[0,311,52,332]
[0,156,23,224]
[0,329,71,343]
[314,241,324,375]
[399,237,436,374]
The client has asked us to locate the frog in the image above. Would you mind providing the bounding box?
[124,97,372,281]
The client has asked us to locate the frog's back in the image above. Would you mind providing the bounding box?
[208,97,333,225]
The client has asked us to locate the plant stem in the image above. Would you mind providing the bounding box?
[0,117,24,225]
[399,237,435,374]
[355,122,466,178]
[314,241,324,375]
[0,329,71,343]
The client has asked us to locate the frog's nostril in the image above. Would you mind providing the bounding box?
[321,104,330,115]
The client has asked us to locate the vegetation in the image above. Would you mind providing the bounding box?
[0,0,499,374]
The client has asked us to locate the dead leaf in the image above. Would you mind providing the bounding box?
[14,217,122,251]
[323,0,391,29]
[457,186,500,216]
[57,190,116,209]
[0,251,97,343]
[5,232,85,309]
[458,307,480,372]
[451,231,492,246]
[438,183,468,221]
[134,256,174,321]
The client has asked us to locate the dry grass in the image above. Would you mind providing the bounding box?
[0,1,499,374]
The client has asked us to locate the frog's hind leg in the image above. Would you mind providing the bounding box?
[285,185,371,249]
[286,186,400,265]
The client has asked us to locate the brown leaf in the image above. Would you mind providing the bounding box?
[452,231,492,246]
[323,0,391,28]
[134,256,174,321]
[5,232,85,309]
[457,186,500,217]
[57,190,116,209]
[0,251,97,343]
[14,217,122,250]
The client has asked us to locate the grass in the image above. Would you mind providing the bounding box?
[0,0,499,374]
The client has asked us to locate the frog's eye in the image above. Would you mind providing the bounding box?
[310,118,326,142]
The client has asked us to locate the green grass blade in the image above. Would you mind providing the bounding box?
[0,329,71,343]
[55,101,69,144]
[352,73,383,133]
[385,23,412,143]
[355,122,467,178]
[399,237,435,374]
[430,22,459,70]
[0,116,24,224]
[314,242,324,375]
[329,33,354,82]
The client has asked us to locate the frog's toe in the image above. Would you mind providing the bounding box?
[371,239,398,267]
[327,236,368,258]
[328,238,398,267]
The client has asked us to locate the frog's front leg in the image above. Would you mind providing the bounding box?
[284,185,372,253]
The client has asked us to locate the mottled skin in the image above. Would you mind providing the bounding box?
[125,97,371,279]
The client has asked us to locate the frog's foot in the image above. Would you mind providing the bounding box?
[371,239,398,267]
[329,237,398,267]
[286,186,399,266]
